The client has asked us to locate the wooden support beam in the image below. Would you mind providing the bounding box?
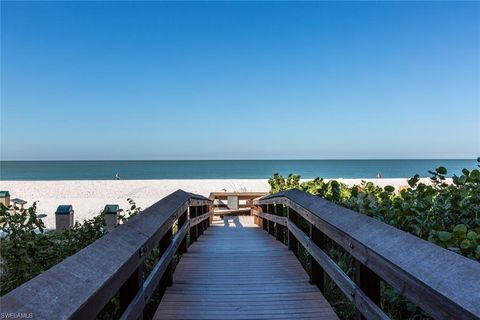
[197,206,204,236]
[178,209,188,254]
[288,207,299,257]
[204,205,210,229]
[119,264,144,316]
[189,206,198,243]
[355,261,381,320]
[275,204,285,243]
[310,224,325,293]
[267,204,275,236]
[261,205,268,231]
[158,227,173,291]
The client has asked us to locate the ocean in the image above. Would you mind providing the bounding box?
[0,159,477,180]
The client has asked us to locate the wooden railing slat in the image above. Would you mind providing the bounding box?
[310,223,325,293]
[253,210,287,226]
[189,211,212,227]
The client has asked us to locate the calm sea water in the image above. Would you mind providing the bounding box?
[0,160,477,180]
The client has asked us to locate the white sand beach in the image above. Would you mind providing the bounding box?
[1,178,433,229]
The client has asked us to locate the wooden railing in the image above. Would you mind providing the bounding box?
[0,189,212,320]
[253,189,480,320]
[209,192,268,215]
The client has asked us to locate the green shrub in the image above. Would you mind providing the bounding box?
[269,161,480,260]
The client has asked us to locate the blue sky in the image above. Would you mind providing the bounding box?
[1,1,479,160]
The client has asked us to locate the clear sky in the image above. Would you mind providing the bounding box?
[1,1,479,160]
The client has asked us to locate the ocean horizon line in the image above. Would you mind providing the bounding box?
[1,159,477,181]
[0,158,475,162]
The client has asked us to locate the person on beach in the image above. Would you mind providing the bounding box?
[115,173,120,180]
[376,172,383,178]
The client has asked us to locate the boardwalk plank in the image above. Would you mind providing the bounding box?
[154,216,338,320]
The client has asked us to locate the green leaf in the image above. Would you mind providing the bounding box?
[460,239,471,250]
[467,231,478,240]
[453,224,467,236]
[458,175,467,184]
[384,185,395,193]
[437,231,452,242]
[408,174,420,187]
[436,166,447,174]
[462,168,469,176]
[471,169,480,179]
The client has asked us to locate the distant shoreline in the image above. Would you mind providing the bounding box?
[1,159,474,161]
[2,178,441,229]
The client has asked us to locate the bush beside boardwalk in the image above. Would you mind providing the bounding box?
[268,159,480,319]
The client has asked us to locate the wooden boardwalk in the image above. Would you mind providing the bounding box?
[3,191,478,320]
[154,216,338,320]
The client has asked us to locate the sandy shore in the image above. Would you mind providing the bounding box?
[1,178,431,229]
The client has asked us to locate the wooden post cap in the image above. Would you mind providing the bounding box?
[55,205,74,215]
[0,191,10,198]
[104,204,120,214]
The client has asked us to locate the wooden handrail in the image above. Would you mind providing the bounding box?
[254,189,480,320]
[0,189,212,319]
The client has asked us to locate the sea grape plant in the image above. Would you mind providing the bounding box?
[269,160,480,260]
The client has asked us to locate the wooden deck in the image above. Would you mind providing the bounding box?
[154,216,338,320]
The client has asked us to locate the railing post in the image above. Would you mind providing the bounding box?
[103,204,119,231]
[204,204,209,229]
[267,204,275,236]
[310,225,325,293]
[252,205,259,226]
[189,206,198,243]
[275,204,285,243]
[261,205,268,231]
[55,205,74,231]
[119,263,144,316]
[197,206,203,236]
[0,191,10,207]
[287,206,299,257]
[208,203,213,225]
[198,205,206,236]
[355,261,381,320]
[178,209,188,254]
[257,205,264,228]
[158,226,173,295]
